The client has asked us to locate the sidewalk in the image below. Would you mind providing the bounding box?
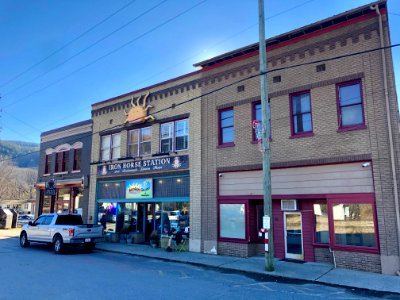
[96,241,400,295]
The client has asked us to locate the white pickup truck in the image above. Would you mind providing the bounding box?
[20,213,104,254]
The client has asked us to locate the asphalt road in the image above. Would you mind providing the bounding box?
[0,236,397,300]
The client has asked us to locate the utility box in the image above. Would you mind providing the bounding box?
[9,209,18,228]
[0,209,13,229]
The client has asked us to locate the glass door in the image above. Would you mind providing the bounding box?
[284,212,304,260]
[55,188,71,213]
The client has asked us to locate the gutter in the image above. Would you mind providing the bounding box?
[370,4,400,275]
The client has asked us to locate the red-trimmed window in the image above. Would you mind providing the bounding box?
[73,148,82,171]
[290,91,313,136]
[44,154,51,174]
[219,202,246,241]
[253,101,271,141]
[337,80,365,129]
[313,202,329,244]
[328,195,378,253]
[55,151,68,173]
[219,108,234,145]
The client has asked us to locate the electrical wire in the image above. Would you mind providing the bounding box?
[0,0,138,89]
[2,0,169,98]
[1,0,208,110]
[4,0,317,136]
[1,42,399,165]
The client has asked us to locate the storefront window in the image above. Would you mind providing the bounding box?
[314,203,329,244]
[98,202,117,232]
[333,203,376,248]
[73,188,84,215]
[157,202,190,236]
[220,204,245,239]
[41,193,51,214]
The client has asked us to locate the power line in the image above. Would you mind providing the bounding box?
[3,0,317,136]
[1,0,208,110]
[0,0,138,90]
[131,0,316,90]
[2,0,169,98]
[1,43,399,164]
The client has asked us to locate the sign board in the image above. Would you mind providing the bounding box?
[97,155,189,176]
[126,178,153,199]
[45,179,56,196]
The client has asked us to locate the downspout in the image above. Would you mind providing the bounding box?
[370,4,400,274]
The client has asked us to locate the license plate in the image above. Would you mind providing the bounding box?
[85,238,91,242]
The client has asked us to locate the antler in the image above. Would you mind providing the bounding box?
[130,96,136,107]
[142,91,150,106]
[137,91,149,107]
[135,95,142,107]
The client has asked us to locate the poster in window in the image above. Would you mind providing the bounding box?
[125,179,153,199]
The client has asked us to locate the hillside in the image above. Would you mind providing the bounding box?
[0,140,39,168]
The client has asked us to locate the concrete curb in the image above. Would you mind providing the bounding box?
[95,246,400,296]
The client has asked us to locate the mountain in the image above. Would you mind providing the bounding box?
[0,140,39,168]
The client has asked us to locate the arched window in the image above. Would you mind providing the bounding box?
[72,142,83,171]
[44,148,54,174]
[55,144,71,173]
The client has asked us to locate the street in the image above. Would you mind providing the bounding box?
[0,236,397,300]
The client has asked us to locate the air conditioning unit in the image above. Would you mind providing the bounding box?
[281,200,298,211]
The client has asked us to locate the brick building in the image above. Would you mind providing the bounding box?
[88,72,202,250]
[35,120,92,221]
[197,1,400,274]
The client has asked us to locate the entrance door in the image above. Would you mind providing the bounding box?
[284,212,304,260]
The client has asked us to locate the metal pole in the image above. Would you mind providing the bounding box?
[258,0,274,272]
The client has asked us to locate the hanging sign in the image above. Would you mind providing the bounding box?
[45,179,57,196]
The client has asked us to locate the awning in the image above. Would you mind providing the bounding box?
[35,178,83,189]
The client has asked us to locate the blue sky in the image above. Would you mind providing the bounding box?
[0,0,399,143]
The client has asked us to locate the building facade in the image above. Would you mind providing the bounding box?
[34,0,400,275]
[88,72,203,251]
[35,120,92,221]
[197,1,400,274]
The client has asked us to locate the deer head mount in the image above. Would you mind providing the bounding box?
[125,92,155,124]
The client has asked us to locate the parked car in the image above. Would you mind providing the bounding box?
[17,215,34,227]
[20,213,103,254]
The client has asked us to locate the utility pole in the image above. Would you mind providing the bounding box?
[258,0,274,271]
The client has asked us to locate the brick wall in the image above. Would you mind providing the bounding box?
[315,248,334,265]
[334,251,382,273]
[200,11,399,273]
[89,72,203,252]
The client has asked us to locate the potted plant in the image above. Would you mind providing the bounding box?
[149,230,160,248]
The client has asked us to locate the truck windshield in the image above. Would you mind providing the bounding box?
[55,215,84,225]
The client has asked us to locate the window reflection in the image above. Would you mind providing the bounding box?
[333,203,376,247]
[313,203,329,244]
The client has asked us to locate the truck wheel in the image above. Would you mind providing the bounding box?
[20,232,30,248]
[53,236,64,254]
[84,242,96,252]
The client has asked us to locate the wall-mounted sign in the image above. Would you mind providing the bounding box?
[125,91,155,124]
[126,179,153,199]
[45,179,56,196]
[97,155,189,176]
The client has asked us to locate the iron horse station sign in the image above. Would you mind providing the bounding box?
[97,155,189,176]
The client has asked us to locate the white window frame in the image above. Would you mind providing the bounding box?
[128,127,152,157]
[101,133,121,161]
[160,119,189,153]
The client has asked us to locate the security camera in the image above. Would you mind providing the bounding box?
[362,162,371,168]
[219,173,223,177]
